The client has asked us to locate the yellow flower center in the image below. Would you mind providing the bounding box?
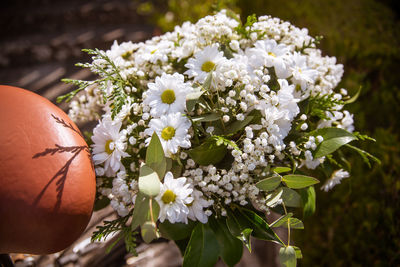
[268,52,276,57]
[161,89,176,104]
[105,139,114,155]
[121,51,132,60]
[162,189,176,204]
[201,61,215,72]
[161,126,176,140]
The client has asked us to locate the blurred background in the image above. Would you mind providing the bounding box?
[1,0,399,266]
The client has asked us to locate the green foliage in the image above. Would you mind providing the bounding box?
[256,175,282,191]
[311,127,357,158]
[282,175,320,189]
[183,223,220,267]
[188,137,228,165]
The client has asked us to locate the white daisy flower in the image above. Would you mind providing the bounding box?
[321,169,350,192]
[144,73,192,117]
[144,113,191,155]
[187,188,211,223]
[246,39,290,78]
[156,172,193,223]
[289,52,318,90]
[184,44,226,83]
[91,116,129,177]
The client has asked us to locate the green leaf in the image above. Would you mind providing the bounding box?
[344,86,361,104]
[292,246,303,259]
[299,186,316,218]
[131,192,149,230]
[273,167,292,174]
[226,210,253,252]
[312,127,357,158]
[279,246,297,267]
[281,187,302,208]
[256,176,282,191]
[209,217,243,267]
[159,220,197,240]
[191,113,220,122]
[236,207,284,245]
[139,165,161,197]
[271,215,303,229]
[188,139,227,165]
[266,188,284,207]
[186,89,205,112]
[282,175,319,189]
[183,223,220,267]
[270,213,293,228]
[141,221,159,243]
[131,193,159,230]
[225,115,254,134]
[146,133,167,179]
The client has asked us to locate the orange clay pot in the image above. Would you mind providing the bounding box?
[0,85,96,254]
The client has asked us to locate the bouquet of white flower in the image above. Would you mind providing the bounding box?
[59,10,378,266]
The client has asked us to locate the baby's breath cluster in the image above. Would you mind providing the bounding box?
[62,11,368,257]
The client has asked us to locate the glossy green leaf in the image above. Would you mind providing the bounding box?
[146,133,167,179]
[225,115,254,134]
[236,207,284,245]
[141,221,159,243]
[282,175,319,189]
[256,176,282,191]
[312,127,357,158]
[300,186,316,218]
[139,164,160,197]
[188,140,227,165]
[209,217,243,267]
[226,210,253,252]
[281,187,302,207]
[191,113,220,122]
[273,167,292,174]
[183,223,220,267]
[159,220,197,240]
[279,246,297,267]
[266,188,284,207]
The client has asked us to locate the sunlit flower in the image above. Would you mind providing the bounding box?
[144,72,192,117]
[144,113,191,155]
[91,116,129,177]
[156,172,193,223]
[184,44,226,83]
[187,189,211,223]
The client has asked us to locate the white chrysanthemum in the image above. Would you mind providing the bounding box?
[144,73,192,117]
[289,52,318,90]
[321,169,350,192]
[187,189,211,223]
[156,172,193,223]
[184,44,226,83]
[91,116,129,177]
[246,39,290,78]
[144,113,191,155]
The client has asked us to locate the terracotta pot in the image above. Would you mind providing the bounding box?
[0,85,96,254]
